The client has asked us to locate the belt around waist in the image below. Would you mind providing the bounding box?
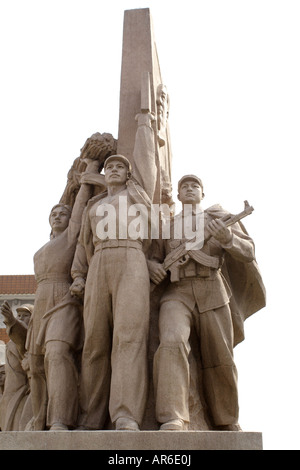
[95,239,143,251]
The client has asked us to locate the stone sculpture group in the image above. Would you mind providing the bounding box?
[0,8,265,434]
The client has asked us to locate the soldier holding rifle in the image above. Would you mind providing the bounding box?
[148,174,265,431]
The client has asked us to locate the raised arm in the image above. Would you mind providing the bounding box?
[1,302,28,358]
[132,111,157,202]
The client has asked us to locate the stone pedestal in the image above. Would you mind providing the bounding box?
[0,431,262,450]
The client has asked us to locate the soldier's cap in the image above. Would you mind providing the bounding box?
[177,174,204,192]
[16,304,34,315]
[104,154,132,173]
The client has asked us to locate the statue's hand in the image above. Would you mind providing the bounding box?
[70,277,86,299]
[147,260,167,285]
[82,158,101,174]
[206,219,232,245]
[0,301,16,327]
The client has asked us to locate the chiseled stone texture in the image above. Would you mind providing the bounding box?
[0,431,262,450]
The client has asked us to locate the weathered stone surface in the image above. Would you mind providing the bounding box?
[118,8,172,205]
[0,430,263,450]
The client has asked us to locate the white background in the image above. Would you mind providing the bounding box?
[0,0,299,450]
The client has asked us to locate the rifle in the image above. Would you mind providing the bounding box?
[204,200,254,243]
[163,201,254,282]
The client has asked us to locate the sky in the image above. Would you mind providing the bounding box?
[0,0,300,450]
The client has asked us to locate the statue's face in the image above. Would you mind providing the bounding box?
[157,86,168,113]
[17,309,31,327]
[104,160,128,186]
[178,180,203,205]
[49,206,71,232]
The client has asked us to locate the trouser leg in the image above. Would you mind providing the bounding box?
[198,304,239,426]
[78,298,112,430]
[45,340,79,428]
[109,252,150,426]
[153,301,192,425]
[28,353,47,430]
[110,338,149,425]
